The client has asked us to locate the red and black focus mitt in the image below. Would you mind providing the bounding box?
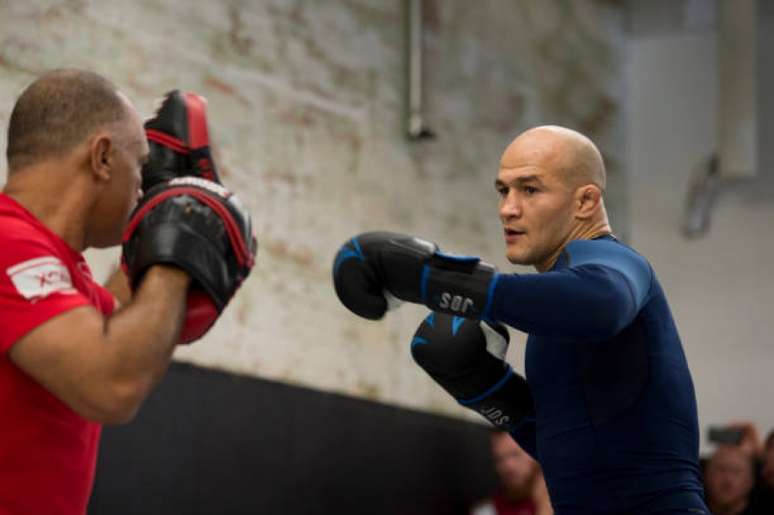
[122,177,257,343]
[142,90,221,192]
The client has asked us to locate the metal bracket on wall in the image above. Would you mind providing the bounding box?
[681,0,774,238]
[681,155,720,238]
[405,0,435,141]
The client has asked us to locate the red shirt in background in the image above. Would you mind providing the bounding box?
[471,491,537,515]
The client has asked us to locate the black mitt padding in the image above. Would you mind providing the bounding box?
[121,177,257,342]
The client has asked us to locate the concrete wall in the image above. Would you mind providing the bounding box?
[0,1,625,419]
[626,0,774,451]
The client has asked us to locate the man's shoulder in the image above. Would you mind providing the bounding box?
[0,198,46,241]
[0,194,66,252]
[0,204,76,298]
[0,213,62,263]
[564,237,650,270]
[563,238,654,300]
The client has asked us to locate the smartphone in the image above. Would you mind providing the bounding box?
[707,426,744,445]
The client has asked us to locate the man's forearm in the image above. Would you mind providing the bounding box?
[103,265,132,307]
[100,265,190,419]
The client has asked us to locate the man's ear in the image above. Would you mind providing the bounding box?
[89,132,113,181]
[575,184,602,220]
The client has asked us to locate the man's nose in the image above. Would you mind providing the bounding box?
[500,193,522,219]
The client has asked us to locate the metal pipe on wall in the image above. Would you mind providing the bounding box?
[406,0,434,140]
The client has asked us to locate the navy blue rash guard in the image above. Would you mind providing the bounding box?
[488,236,708,514]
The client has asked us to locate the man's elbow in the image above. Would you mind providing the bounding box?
[75,380,148,425]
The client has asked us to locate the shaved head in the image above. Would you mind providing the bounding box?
[496,125,611,270]
[6,69,130,172]
[500,125,606,191]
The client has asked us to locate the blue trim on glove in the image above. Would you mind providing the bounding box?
[333,237,365,274]
[451,316,465,336]
[458,366,514,406]
[433,251,481,266]
[481,272,500,321]
[410,336,429,348]
[420,264,430,303]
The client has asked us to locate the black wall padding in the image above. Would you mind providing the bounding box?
[89,362,497,515]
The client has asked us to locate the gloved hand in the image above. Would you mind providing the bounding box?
[411,312,534,431]
[122,177,257,343]
[332,231,497,320]
[142,90,221,192]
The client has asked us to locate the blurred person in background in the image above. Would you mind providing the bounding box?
[749,429,774,511]
[706,421,774,513]
[471,430,552,515]
[704,444,757,515]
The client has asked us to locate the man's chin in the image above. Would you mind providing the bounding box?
[505,250,533,266]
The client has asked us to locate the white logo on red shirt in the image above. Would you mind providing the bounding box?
[6,256,76,301]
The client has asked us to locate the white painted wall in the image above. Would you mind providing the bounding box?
[0,1,626,422]
[626,16,774,451]
[3,1,767,448]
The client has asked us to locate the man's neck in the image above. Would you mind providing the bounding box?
[535,219,612,272]
[3,165,91,251]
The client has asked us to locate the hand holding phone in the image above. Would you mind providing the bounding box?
[708,426,744,445]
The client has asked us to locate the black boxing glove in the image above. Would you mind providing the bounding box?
[411,312,534,431]
[142,90,220,192]
[332,231,497,320]
[122,177,257,343]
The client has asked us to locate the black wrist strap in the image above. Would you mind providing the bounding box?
[457,365,535,431]
[421,251,497,318]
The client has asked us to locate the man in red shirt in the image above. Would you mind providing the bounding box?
[0,70,252,514]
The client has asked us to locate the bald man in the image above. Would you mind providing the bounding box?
[333,126,708,514]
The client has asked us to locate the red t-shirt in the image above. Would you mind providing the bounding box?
[0,193,115,515]
[471,491,537,515]
[492,493,537,515]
